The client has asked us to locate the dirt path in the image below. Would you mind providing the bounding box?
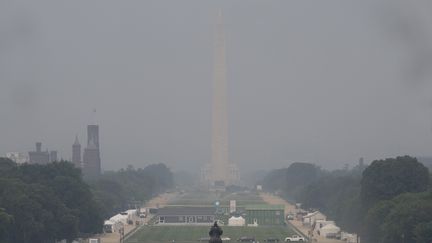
[144,192,178,208]
[259,193,344,243]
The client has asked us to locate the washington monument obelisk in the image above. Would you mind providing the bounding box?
[201,10,239,186]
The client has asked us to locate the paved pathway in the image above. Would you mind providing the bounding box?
[259,193,344,243]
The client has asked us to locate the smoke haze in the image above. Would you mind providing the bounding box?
[1,0,432,173]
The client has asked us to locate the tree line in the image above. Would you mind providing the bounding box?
[0,158,174,243]
[260,156,432,243]
[89,163,174,219]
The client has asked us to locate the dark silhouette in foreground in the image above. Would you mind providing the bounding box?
[209,221,223,243]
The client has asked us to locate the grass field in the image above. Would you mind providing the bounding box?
[126,191,295,243]
[126,225,296,243]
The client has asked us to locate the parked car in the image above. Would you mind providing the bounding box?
[286,214,294,220]
[284,235,305,242]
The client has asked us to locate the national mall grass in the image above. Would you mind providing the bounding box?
[126,225,295,243]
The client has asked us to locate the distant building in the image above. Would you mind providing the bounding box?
[83,142,100,178]
[72,135,82,168]
[29,142,50,164]
[245,205,285,225]
[83,125,101,178]
[49,151,58,162]
[6,152,29,164]
[87,125,99,149]
[157,207,215,224]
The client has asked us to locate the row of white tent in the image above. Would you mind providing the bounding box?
[104,209,138,233]
[314,220,341,238]
[303,211,358,242]
[303,211,341,237]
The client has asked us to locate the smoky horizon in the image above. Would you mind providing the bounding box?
[2,0,432,175]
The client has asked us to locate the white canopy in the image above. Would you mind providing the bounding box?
[228,216,245,226]
[320,224,341,237]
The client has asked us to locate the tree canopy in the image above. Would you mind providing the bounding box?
[0,158,174,242]
[0,158,103,243]
[364,192,432,243]
[89,163,174,218]
[261,156,431,243]
[361,156,429,209]
[260,162,322,200]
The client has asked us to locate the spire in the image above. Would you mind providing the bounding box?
[73,135,80,146]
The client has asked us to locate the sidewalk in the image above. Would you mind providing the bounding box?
[260,192,344,243]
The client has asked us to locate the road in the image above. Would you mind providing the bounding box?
[260,192,344,243]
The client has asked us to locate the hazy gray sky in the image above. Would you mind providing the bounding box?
[2,0,432,173]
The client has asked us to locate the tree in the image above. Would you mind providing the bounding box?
[285,163,322,200]
[382,193,432,243]
[300,175,361,232]
[360,156,429,209]
[363,200,395,243]
[0,159,104,243]
[363,192,432,243]
[286,162,321,186]
[0,178,77,242]
[0,158,16,176]
[0,208,13,242]
[413,222,432,243]
[141,163,174,193]
[260,168,288,192]
[89,163,174,218]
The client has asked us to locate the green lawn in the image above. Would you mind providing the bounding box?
[126,225,296,243]
[127,192,294,243]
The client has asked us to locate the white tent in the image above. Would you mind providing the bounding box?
[110,214,128,225]
[341,232,358,243]
[104,219,123,233]
[303,211,326,225]
[314,220,335,232]
[319,224,340,238]
[228,216,245,226]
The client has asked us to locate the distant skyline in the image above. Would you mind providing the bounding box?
[1,1,432,174]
